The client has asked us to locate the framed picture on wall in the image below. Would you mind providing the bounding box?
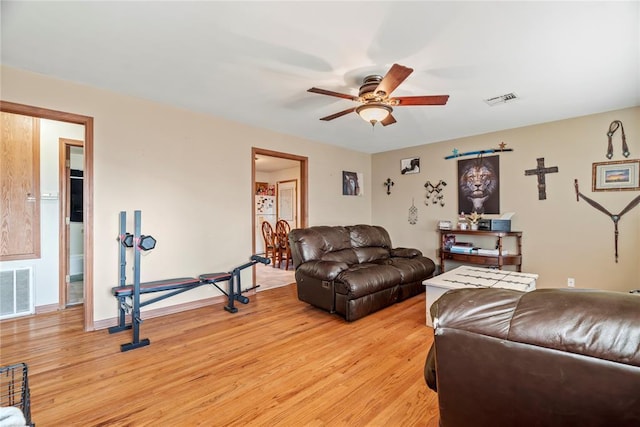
[592,159,640,191]
[457,155,500,214]
[401,157,420,175]
[342,171,363,196]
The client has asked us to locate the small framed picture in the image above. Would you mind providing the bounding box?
[401,157,420,175]
[443,234,456,250]
[342,171,363,196]
[592,159,640,191]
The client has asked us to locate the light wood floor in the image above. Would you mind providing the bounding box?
[255,262,295,292]
[0,284,439,426]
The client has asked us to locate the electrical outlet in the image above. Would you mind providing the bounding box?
[567,278,575,287]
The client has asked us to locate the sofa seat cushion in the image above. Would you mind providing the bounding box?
[335,263,402,298]
[389,256,436,284]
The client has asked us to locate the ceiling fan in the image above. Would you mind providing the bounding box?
[307,63,449,127]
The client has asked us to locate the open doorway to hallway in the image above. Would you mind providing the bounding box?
[60,140,85,306]
[252,148,307,292]
[1,101,94,330]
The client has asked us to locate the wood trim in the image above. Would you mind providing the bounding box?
[0,100,95,331]
[252,147,308,228]
[251,147,308,286]
[34,303,59,314]
[59,138,84,309]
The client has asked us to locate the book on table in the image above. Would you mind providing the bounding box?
[476,248,510,256]
[450,242,475,254]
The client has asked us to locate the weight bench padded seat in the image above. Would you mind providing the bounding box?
[199,272,233,283]
[112,273,232,297]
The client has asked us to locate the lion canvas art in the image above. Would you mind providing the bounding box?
[458,155,500,214]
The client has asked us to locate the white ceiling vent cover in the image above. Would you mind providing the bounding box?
[484,92,519,106]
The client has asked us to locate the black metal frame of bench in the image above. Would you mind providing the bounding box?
[108,211,269,352]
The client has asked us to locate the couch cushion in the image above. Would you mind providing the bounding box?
[388,256,436,283]
[352,247,390,264]
[289,226,352,264]
[348,224,393,248]
[509,289,640,367]
[321,248,359,265]
[432,288,640,368]
[334,263,402,298]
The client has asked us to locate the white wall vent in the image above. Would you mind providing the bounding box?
[0,267,34,319]
[484,92,519,106]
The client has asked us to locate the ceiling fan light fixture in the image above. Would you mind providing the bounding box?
[356,104,391,126]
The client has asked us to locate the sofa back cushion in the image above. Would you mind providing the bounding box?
[429,288,640,426]
[432,288,640,367]
[289,226,358,267]
[348,225,392,263]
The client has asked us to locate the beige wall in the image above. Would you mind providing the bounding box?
[2,64,637,326]
[372,107,640,291]
[1,66,371,324]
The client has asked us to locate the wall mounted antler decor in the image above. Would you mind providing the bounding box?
[424,180,446,206]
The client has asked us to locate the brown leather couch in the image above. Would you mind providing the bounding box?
[288,224,435,321]
[424,288,640,427]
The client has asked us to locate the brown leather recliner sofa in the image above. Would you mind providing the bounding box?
[288,224,435,321]
[424,288,640,427]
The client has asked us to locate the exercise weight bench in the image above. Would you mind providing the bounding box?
[108,211,269,352]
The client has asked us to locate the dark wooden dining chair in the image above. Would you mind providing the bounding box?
[275,220,292,270]
[261,221,278,267]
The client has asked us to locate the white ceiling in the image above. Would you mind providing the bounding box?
[255,154,299,172]
[1,1,638,154]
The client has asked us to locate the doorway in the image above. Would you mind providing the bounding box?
[59,139,85,307]
[252,147,307,291]
[0,100,94,331]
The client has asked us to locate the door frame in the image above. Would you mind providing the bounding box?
[59,138,84,308]
[251,147,308,280]
[0,100,95,331]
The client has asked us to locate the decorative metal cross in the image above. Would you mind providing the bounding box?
[384,178,394,195]
[524,157,559,200]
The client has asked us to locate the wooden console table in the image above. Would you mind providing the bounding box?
[438,229,523,272]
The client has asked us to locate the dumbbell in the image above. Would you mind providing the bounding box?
[138,235,157,251]
[119,233,134,248]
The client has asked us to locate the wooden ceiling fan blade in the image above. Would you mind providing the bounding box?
[319,107,356,121]
[375,64,413,97]
[381,114,396,126]
[308,87,359,101]
[394,95,450,106]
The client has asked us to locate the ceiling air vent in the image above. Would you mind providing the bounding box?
[484,92,519,106]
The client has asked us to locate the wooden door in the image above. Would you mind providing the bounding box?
[0,112,41,260]
[277,179,297,228]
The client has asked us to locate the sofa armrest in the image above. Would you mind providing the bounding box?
[424,344,437,392]
[297,260,350,281]
[390,247,422,258]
